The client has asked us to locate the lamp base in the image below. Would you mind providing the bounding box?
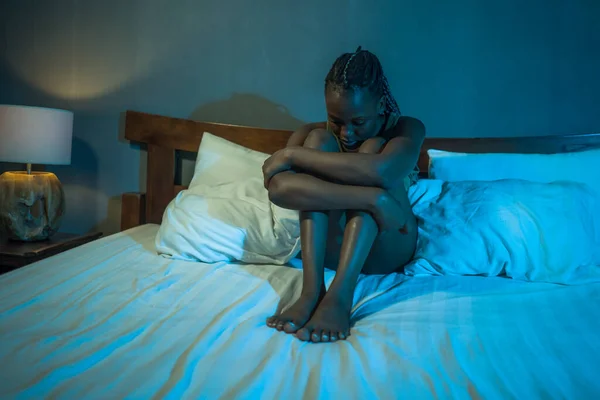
[0,171,65,242]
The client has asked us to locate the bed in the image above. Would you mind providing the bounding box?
[1,110,599,399]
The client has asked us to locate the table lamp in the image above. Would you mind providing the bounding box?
[0,105,73,241]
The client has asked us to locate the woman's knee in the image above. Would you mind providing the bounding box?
[303,129,339,152]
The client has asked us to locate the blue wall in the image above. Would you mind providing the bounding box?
[1,0,599,235]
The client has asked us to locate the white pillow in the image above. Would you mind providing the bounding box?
[406,179,600,285]
[428,147,600,193]
[155,133,301,264]
[189,132,271,188]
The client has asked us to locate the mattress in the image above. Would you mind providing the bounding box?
[0,224,598,399]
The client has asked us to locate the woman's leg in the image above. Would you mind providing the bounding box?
[267,129,340,332]
[295,138,418,343]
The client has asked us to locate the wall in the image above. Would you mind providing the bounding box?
[1,0,599,235]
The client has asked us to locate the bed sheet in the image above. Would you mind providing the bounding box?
[0,224,598,399]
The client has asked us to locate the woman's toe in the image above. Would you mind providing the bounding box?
[311,330,322,343]
[296,328,311,342]
[283,321,300,333]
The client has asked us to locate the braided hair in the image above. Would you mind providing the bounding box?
[325,46,401,115]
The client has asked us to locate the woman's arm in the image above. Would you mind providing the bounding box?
[269,171,383,212]
[288,116,425,190]
[268,171,407,232]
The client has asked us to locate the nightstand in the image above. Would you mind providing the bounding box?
[0,231,102,274]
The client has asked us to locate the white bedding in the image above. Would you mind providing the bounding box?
[1,225,599,399]
[407,179,600,285]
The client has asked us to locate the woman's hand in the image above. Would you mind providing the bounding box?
[262,147,296,188]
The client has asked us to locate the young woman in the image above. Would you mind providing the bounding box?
[264,47,425,343]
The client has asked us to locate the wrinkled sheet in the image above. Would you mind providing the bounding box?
[0,224,598,399]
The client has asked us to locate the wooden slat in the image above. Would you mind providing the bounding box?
[125,110,292,154]
[120,192,146,231]
[146,144,175,224]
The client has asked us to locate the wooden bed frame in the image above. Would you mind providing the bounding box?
[120,110,600,231]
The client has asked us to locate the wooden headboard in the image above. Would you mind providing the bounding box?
[120,110,600,231]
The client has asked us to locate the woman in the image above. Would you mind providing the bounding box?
[264,47,425,343]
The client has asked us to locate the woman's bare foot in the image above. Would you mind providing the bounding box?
[267,285,325,333]
[295,291,353,343]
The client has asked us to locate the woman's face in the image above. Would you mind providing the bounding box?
[325,87,384,146]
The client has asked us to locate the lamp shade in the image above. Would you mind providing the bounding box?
[0,105,73,165]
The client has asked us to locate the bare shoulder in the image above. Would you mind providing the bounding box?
[379,115,426,158]
[394,116,426,142]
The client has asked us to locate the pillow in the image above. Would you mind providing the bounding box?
[406,179,600,285]
[189,132,270,188]
[427,147,600,193]
[155,133,301,265]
